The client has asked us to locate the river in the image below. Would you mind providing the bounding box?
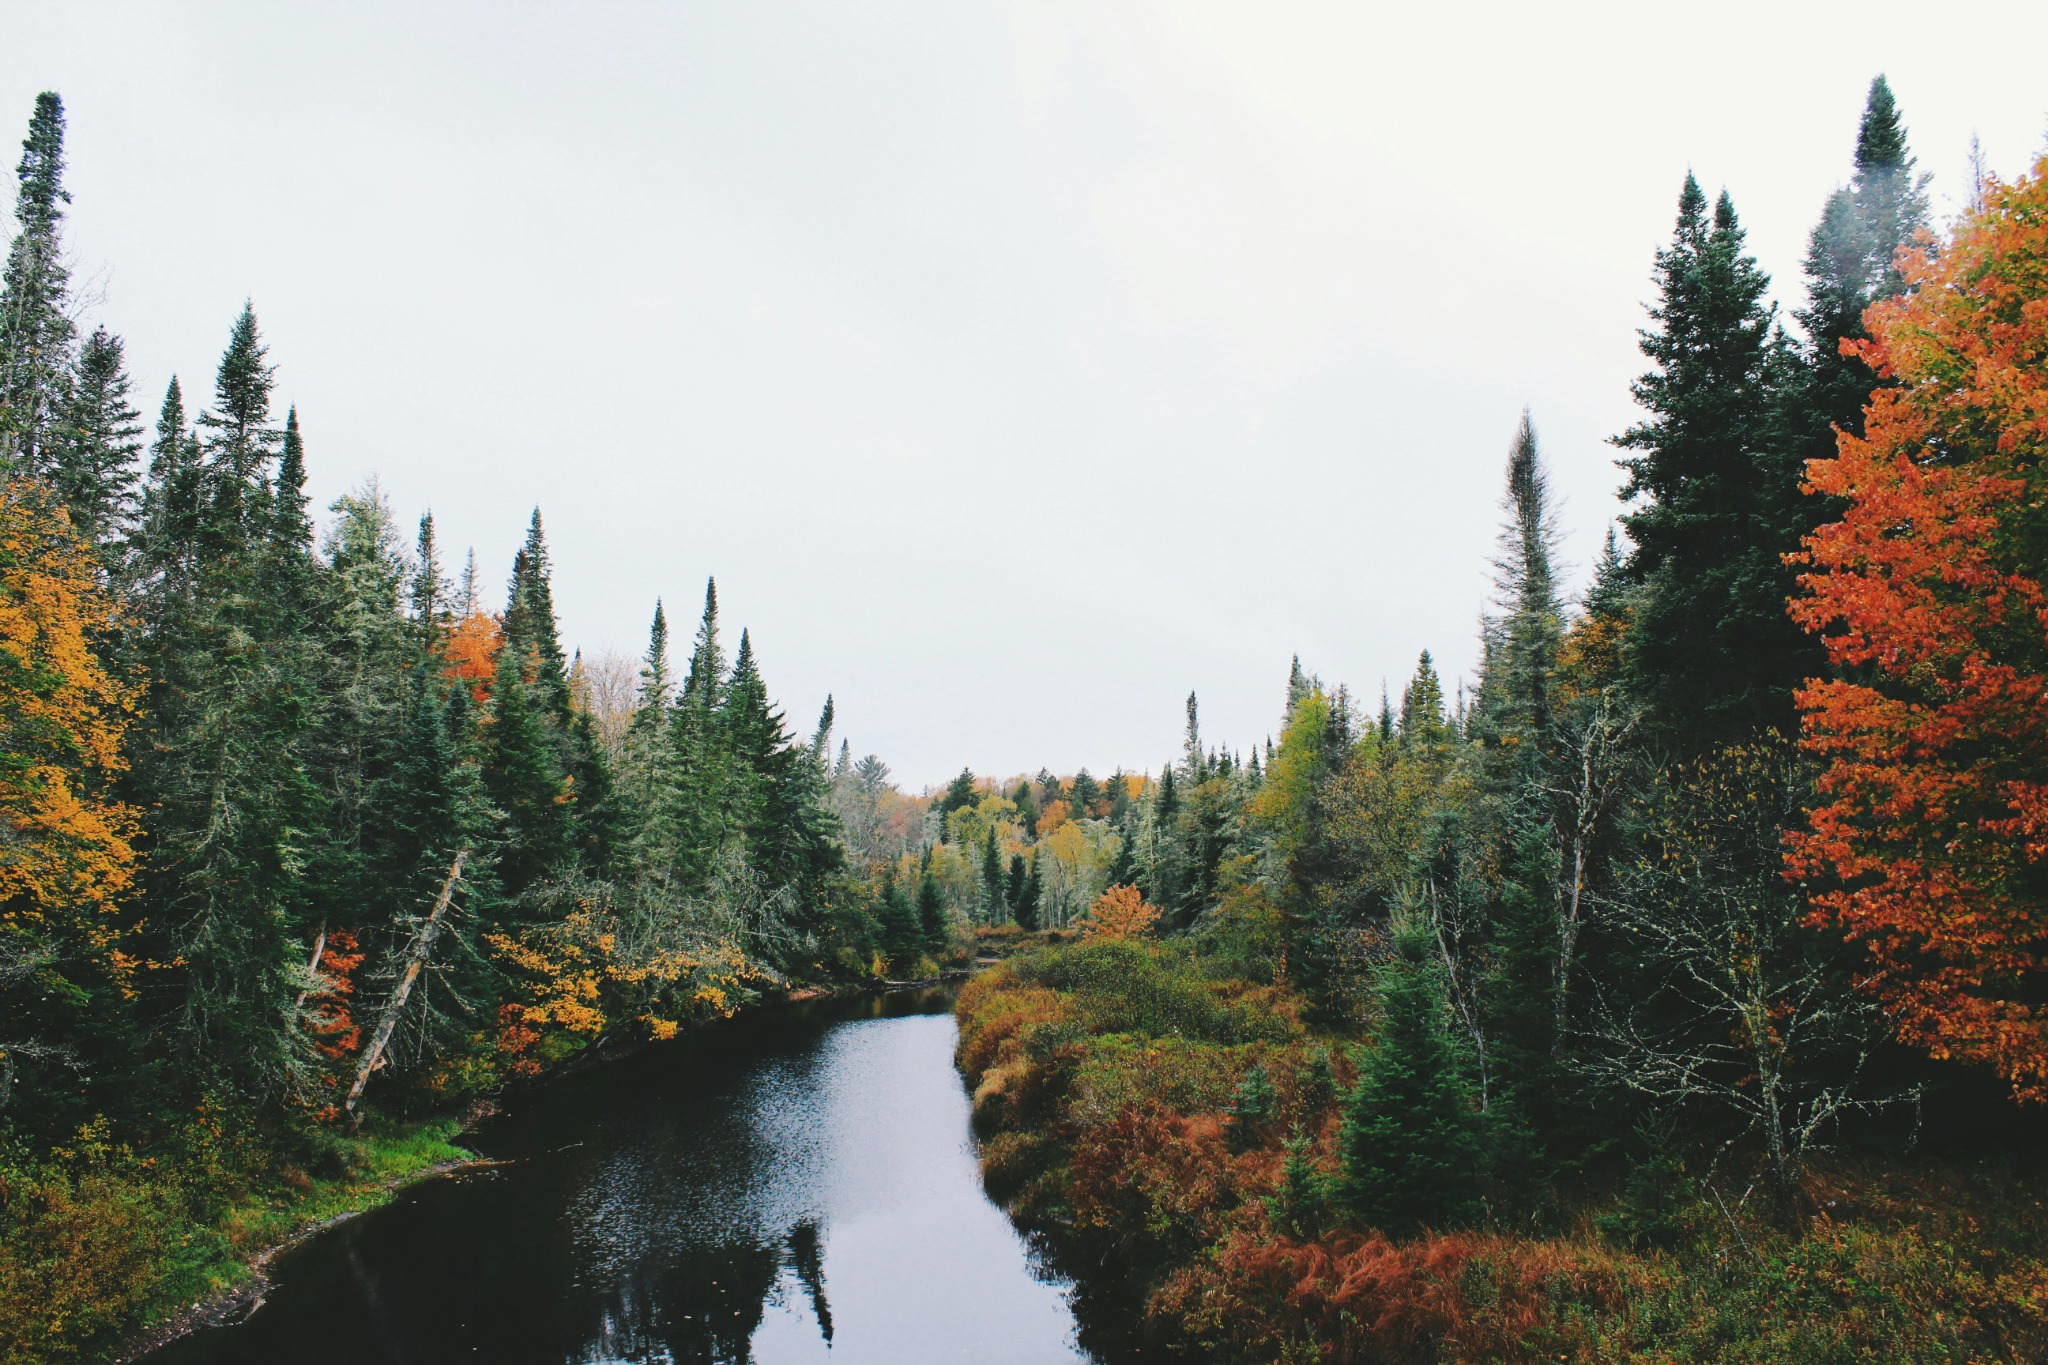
[148,989,1114,1365]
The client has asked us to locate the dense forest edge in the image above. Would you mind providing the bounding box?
[946,79,2048,1363]
[0,72,2046,1364]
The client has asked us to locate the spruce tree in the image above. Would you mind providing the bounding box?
[0,93,76,474]
[1015,853,1042,932]
[1473,413,1564,749]
[878,868,921,969]
[1336,924,1484,1234]
[49,327,142,555]
[1005,852,1028,916]
[501,509,572,725]
[917,859,947,955]
[668,579,731,887]
[1616,178,1800,741]
[980,825,1003,923]
[140,312,329,1094]
[484,637,574,899]
[409,511,451,640]
[1398,652,1449,746]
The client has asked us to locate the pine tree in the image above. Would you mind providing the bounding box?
[1616,178,1800,741]
[0,93,76,474]
[1335,924,1485,1234]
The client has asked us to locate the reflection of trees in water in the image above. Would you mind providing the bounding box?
[786,1220,831,1343]
[569,1221,832,1364]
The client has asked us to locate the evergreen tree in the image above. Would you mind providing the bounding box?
[1225,1062,1276,1151]
[667,579,731,887]
[139,311,330,1095]
[1005,852,1028,916]
[1336,924,1485,1234]
[1015,853,1042,932]
[501,510,572,724]
[0,93,75,474]
[878,867,921,968]
[409,511,451,640]
[197,303,280,535]
[1616,179,1802,741]
[980,825,1004,923]
[1473,412,1564,749]
[917,859,947,954]
[48,327,142,554]
[1398,651,1450,746]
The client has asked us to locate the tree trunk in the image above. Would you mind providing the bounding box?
[345,850,468,1122]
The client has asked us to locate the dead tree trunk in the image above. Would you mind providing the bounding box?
[345,850,469,1122]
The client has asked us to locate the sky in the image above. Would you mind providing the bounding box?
[5,3,2047,789]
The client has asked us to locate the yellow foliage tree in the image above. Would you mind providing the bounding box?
[0,481,140,988]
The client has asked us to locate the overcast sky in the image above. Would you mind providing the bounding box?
[6,3,2046,788]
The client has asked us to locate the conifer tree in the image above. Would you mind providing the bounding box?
[878,867,921,969]
[484,634,574,899]
[409,511,451,640]
[1015,853,1042,932]
[1473,412,1564,749]
[667,579,730,886]
[1005,852,1028,916]
[501,510,572,724]
[49,327,142,555]
[980,825,1004,923]
[1398,651,1449,746]
[1336,924,1485,1234]
[0,93,76,474]
[140,311,330,1094]
[1617,179,1802,741]
[917,859,947,954]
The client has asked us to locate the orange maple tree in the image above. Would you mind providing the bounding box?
[1789,155,2048,1099]
[1084,883,1161,941]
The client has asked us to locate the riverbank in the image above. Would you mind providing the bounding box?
[81,974,959,1365]
[110,1122,488,1364]
[0,1111,475,1365]
[956,937,2048,1363]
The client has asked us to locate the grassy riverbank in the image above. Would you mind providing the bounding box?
[0,1112,473,1365]
[956,937,2048,1363]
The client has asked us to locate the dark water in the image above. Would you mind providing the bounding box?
[150,991,1104,1365]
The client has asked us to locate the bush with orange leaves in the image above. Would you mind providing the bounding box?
[956,931,2048,1363]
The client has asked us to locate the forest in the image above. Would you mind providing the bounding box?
[2,70,2048,1363]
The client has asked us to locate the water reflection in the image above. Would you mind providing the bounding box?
[149,992,1094,1365]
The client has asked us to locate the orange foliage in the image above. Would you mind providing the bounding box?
[441,610,502,703]
[1084,883,1161,941]
[1155,1226,1634,1364]
[306,928,363,1061]
[1034,798,1071,834]
[0,481,140,981]
[1789,155,2048,1099]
